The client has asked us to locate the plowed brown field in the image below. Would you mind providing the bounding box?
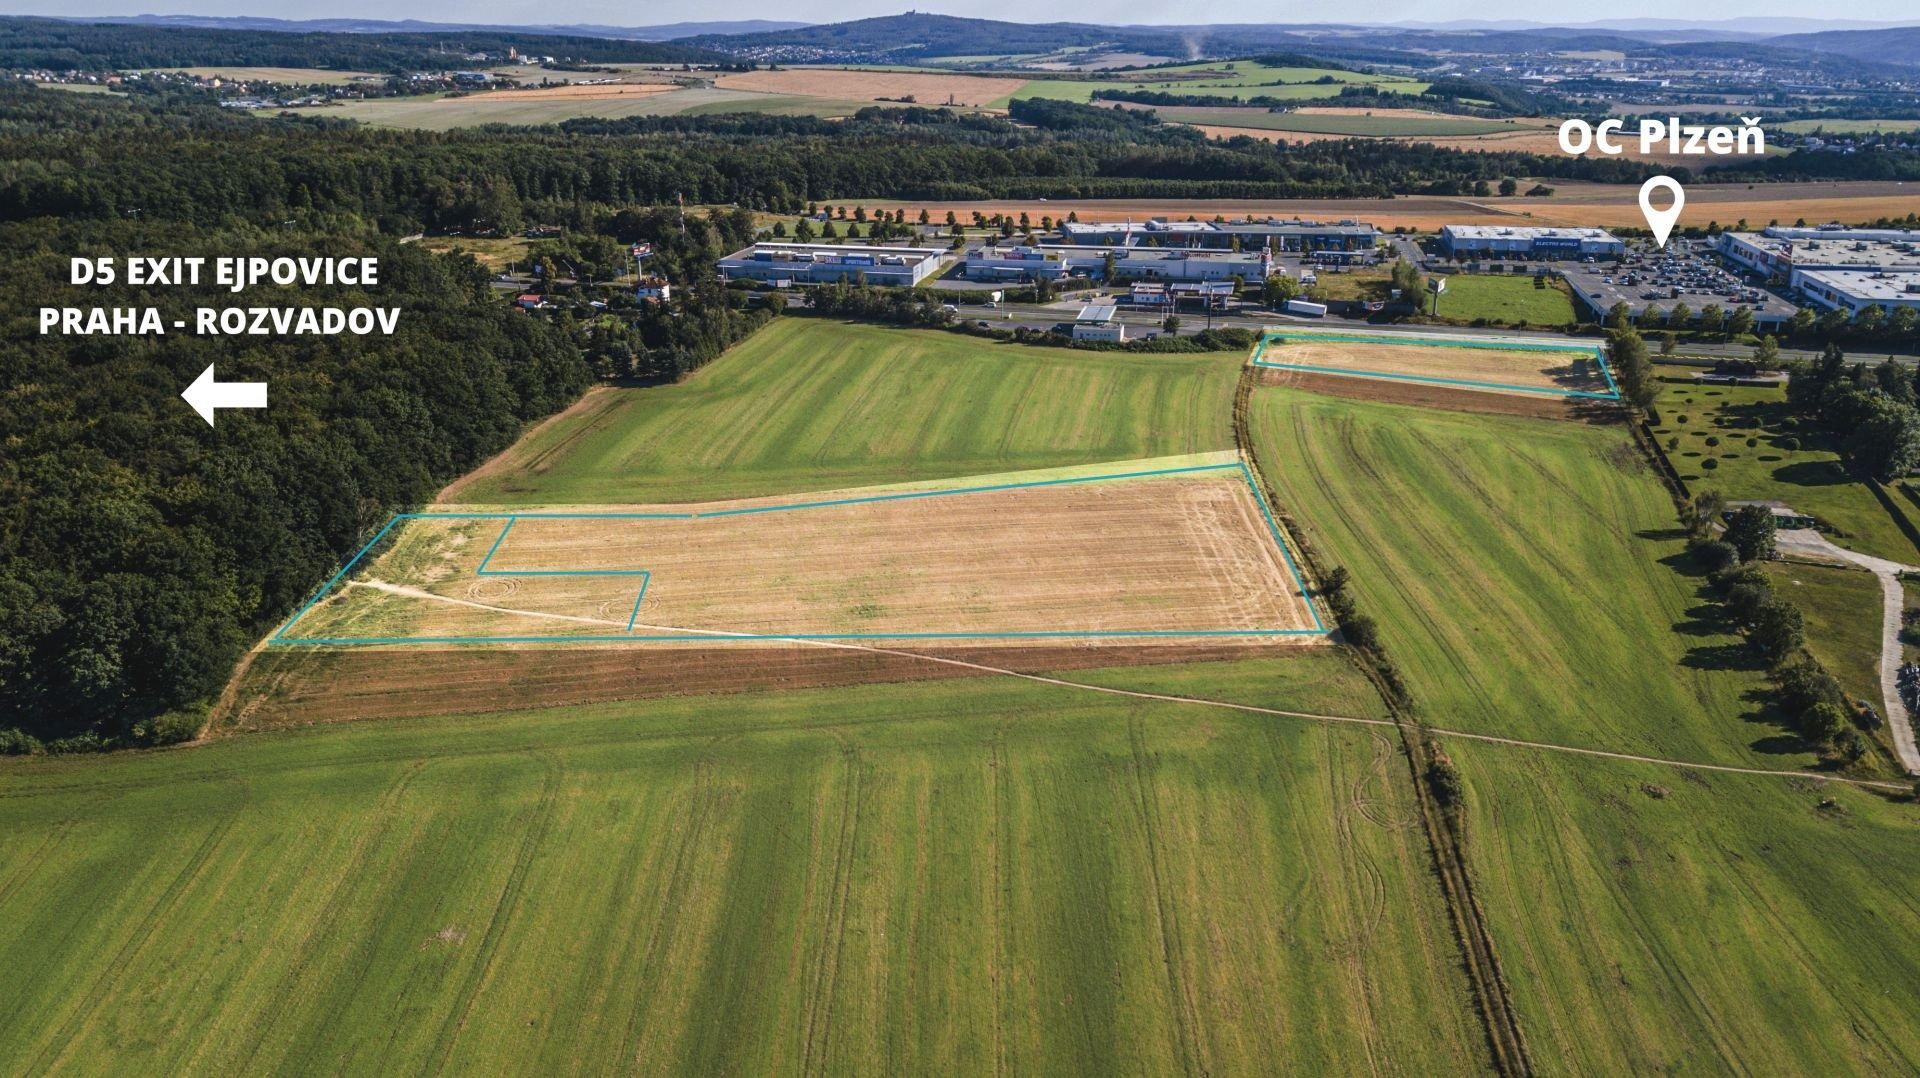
[213,642,1302,732]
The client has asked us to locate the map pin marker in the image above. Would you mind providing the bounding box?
[1638,175,1685,249]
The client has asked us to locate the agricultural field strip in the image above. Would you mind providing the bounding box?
[273,460,1324,645]
[1251,329,1620,401]
[784,640,1917,794]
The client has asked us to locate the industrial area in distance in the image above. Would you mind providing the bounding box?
[696,214,1918,345]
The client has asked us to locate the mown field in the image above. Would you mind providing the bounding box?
[0,660,1491,1074]
[1247,382,1920,1071]
[1765,560,1884,708]
[1299,271,1575,326]
[1426,273,1579,325]
[449,318,1243,504]
[1453,745,1920,1075]
[1653,378,1920,564]
[1249,385,1815,766]
[1006,60,1424,106]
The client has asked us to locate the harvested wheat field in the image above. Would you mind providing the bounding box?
[714,67,1023,107]
[1253,330,1616,399]
[277,463,1321,646]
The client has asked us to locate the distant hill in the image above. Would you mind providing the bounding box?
[39,15,809,42]
[1762,26,1920,66]
[683,13,1194,62]
[0,16,726,71]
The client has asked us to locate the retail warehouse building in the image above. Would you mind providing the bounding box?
[1439,225,1626,260]
[718,243,947,287]
[964,244,1269,284]
[1795,270,1920,316]
[1056,218,1380,255]
[1715,226,1920,316]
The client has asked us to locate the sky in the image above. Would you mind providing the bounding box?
[12,1,1919,27]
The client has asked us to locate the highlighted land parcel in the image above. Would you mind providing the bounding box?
[1251,328,1619,400]
[274,457,1324,646]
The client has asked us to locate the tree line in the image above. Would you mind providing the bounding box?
[0,85,1707,237]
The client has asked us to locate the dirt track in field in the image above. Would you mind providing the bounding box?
[214,642,1300,732]
[1261,368,1624,422]
[1259,338,1609,397]
[292,473,1319,642]
[714,68,1023,107]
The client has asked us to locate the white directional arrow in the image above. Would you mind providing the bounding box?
[181,364,268,426]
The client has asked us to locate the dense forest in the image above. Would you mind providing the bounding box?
[0,16,720,72]
[0,222,589,750]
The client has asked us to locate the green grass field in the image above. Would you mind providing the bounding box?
[1151,106,1526,137]
[0,659,1491,1074]
[1653,378,1920,564]
[1454,745,1920,1074]
[1765,560,1884,708]
[1247,382,1920,1071]
[1249,386,1817,767]
[1426,273,1578,325]
[1002,61,1424,106]
[452,318,1242,504]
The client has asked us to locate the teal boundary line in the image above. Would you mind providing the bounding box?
[1250,329,1621,401]
[269,462,1326,646]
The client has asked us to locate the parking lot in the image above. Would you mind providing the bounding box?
[1559,238,1799,329]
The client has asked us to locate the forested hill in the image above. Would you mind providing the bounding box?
[684,13,1191,61]
[0,16,723,72]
